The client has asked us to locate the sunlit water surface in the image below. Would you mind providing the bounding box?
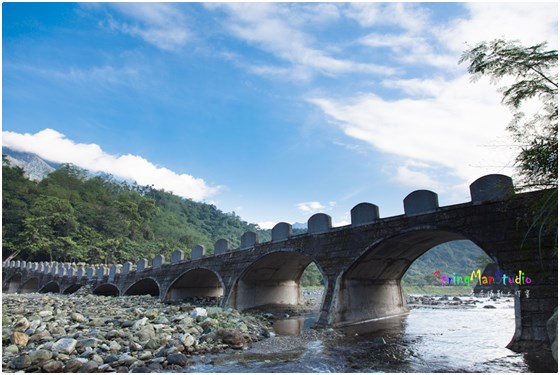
[183,297,556,373]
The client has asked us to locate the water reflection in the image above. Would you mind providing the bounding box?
[273,312,319,336]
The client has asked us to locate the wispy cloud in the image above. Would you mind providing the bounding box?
[308,74,517,189]
[307,2,557,195]
[296,201,336,214]
[103,3,190,51]
[207,3,395,81]
[2,129,221,201]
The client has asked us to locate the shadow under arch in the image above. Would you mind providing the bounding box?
[331,228,484,326]
[124,278,160,297]
[93,283,119,296]
[39,281,60,294]
[3,273,22,293]
[19,277,40,293]
[63,284,83,294]
[230,250,327,311]
[164,268,224,303]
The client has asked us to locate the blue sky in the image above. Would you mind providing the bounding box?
[2,2,558,229]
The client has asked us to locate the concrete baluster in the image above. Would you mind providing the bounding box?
[152,255,164,269]
[122,261,133,274]
[191,245,205,260]
[171,249,184,264]
[136,259,148,272]
[403,190,439,215]
[272,222,292,242]
[308,213,332,234]
[240,231,258,249]
[351,203,380,227]
[214,239,229,255]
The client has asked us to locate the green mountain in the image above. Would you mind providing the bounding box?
[2,161,269,264]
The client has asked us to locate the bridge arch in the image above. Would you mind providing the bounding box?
[164,268,224,303]
[3,273,22,293]
[92,283,119,296]
[230,250,327,311]
[19,277,40,293]
[331,228,488,326]
[124,278,160,297]
[39,281,60,294]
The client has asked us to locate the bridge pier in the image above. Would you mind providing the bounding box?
[330,279,408,326]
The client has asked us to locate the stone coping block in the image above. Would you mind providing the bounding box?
[404,190,439,215]
[351,203,380,227]
[272,222,292,242]
[308,213,332,234]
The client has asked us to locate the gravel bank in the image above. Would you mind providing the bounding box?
[2,291,273,373]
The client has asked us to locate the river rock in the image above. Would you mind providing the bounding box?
[70,312,87,323]
[10,354,31,369]
[53,338,78,354]
[145,309,159,320]
[136,324,156,342]
[28,330,52,343]
[42,359,64,372]
[217,328,245,349]
[78,360,99,372]
[14,317,30,331]
[167,352,188,367]
[28,349,53,363]
[63,358,88,372]
[483,305,496,309]
[5,344,20,355]
[191,308,207,319]
[10,331,29,347]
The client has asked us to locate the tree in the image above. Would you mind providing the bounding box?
[460,39,557,253]
[460,39,558,189]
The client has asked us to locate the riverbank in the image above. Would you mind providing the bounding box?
[2,291,272,372]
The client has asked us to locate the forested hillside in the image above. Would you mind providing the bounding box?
[2,160,269,264]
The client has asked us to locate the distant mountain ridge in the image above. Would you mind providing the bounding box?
[2,147,59,181]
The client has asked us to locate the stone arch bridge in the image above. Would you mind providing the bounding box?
[3,174,557,353]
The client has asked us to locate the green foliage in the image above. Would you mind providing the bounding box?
[402,240,492,287]
[300,262,325,287]
[460,39,558,190]
[460,39,558,254]
[2,162,270,264]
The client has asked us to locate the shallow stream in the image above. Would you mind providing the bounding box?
[183,297,557,373]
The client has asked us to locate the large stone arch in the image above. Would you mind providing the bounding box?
[229,250,327,311]
[19,277,40,293]
[164,268,224,303]
[39,281,60,294]
[92,283,119,296]
[124,278,160,297]
[330,228,486,326]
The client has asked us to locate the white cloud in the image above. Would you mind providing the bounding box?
[345,3,430,32]
[207,3,395,80]
[439,3,558,53]
[104,3,190,51]
[2,129,221,201]
[308,73,518,187]
[296,201,326,214]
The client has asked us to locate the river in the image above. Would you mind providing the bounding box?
[182,296,557,373]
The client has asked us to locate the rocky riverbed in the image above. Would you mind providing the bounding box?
[2,290,274,373]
